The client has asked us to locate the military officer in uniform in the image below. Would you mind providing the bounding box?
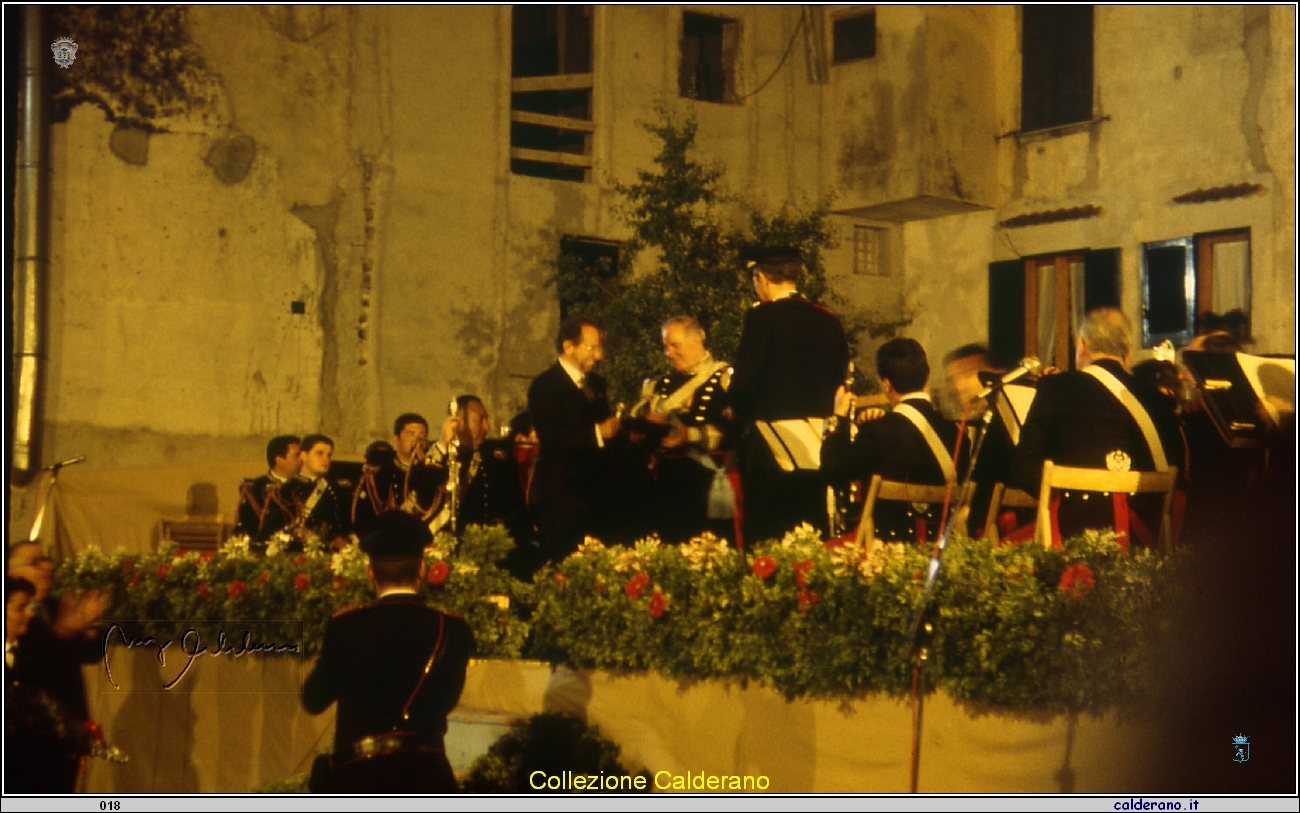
[425,395,530,541]
[351,415,447,534]
[1012,308,1184,544]
[823,338,968,543]
[304,511,473,793]
[633,316,736,543]
[234,435,302,546]
[283,434,352,549]
[942,343,1020,534]
[729,246,849,544]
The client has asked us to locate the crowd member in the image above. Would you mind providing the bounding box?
[351,414,446,533]
[527,316,620,567]
[823,338,968,543]
[303,511,472,793]
[426,395,530,541]
[285,434,352,548]
[233,435,302,544]
[1012,308,1184,545]
[942,343,1016,534]
[729,246,849,544]
[7,541,109,792]
[635,316,736,543]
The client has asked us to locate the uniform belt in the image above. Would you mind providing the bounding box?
[337,731,444,764]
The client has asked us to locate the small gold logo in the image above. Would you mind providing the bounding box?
[1106,450,1131,472]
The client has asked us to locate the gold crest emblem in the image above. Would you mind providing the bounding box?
[1106,450,1131,472]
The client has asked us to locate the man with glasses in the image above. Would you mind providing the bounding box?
[526,316,621,570]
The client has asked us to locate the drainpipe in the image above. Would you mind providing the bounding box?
[12,4,48,485]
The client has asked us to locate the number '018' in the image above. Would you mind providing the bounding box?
[101,803,121,811]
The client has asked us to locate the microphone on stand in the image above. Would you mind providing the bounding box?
[44,455,86,471]
[975,357,1042,400]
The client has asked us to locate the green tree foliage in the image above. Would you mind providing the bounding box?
[551,108,853,404]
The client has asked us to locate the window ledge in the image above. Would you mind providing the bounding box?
[1003,116,1110,144]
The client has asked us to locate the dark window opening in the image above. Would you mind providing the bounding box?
[1021,5,1094,132]
[511,6,594,182]
[832,11,876,64]
[989,247,1120,369]
[680,12,736,103]
[557,236,621,319]
[1194,229,1251,341]
[1140,238,1194,347]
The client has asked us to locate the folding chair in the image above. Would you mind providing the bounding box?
[854,475,973,545]
[983,483,1038,544]
[1034,461,1178,552]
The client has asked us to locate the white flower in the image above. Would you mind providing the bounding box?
[679,532,732,571]
[573,537,607,558]
[454,562,480,576]
[222,535,253,559]
[634,535,662,557]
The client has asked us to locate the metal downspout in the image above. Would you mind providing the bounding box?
[12,4,47,485]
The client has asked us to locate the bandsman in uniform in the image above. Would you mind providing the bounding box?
[1012,308,1184,546]
[729,246,849,544]
[823,338,968,543]
[304,511,473,793]
[631,316,737,543]
[283,434,352,550]
[233,435,302,546]
[351,414,447,534]
[942,343,1019,535]
[424,395,530,541]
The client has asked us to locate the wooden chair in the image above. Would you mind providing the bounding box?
[983,483,1038,543]
[854,475,973,545]
[1034,461,1178,552]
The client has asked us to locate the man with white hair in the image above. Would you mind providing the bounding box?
[636,316,735,543]
[1012,308,1184,545]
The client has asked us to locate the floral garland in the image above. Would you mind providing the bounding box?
[55,523,1181,713]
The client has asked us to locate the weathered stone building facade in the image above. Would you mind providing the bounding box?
[15,4,1297,483]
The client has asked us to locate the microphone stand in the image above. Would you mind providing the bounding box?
[28,456,87,542]
[902,358,1038,792]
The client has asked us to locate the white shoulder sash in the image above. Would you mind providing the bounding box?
[1082,365,1169,472]
[893,403,956,482]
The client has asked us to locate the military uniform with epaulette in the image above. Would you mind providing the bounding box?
[636,356,737,543]
[283,474,353,547]
[350,457,447,536]
[233,472,297,546]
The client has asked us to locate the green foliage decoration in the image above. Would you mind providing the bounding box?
[53,524,531,659]
[461,712,650,793]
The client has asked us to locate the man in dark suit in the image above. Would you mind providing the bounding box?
[303,511,473,793]
[730,246,849,544]
[283,433,352,549]
[527,316,621,566]
[823,338,968,543]
[1012,308,1184,544]
[233,435,302,546]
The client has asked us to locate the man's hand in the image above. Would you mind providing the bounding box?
[598,416,622,440]
[661,425,689,449]
[834,385,855,418]
[438,414,461,449]
[52,588,110,639]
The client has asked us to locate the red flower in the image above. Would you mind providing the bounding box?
[912,571,924,581]
[121,559,134,574]
[333,577,345,593]
[156,564,172,579]
[794,559,814,587]
[256,572,270,587]
[84,720,106,746]
[427,561,449,586]
[648,589,666,618]
[751,556,777,579]
[200,552,215,563]
[197,581,210,600]
[228,580,247,598]
[595,581,606,593]
[127,573,141,589]
[294,556,308,567]
[555,573,569,592]
[294,572,311,592]
[624,572,650,600]
[1059,563,1096,601]
[797,588,820,615]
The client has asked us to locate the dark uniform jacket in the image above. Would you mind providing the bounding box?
[234,473,296,542]
[1011,359,1185,540]
[822,396,968,542]
[644,362,736,543]
[527,362,612,554]
[729,295,849,422]
[453,439,529,541]
[303,594,473,753]
[350,460,447,536]
[283,475,352,544]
